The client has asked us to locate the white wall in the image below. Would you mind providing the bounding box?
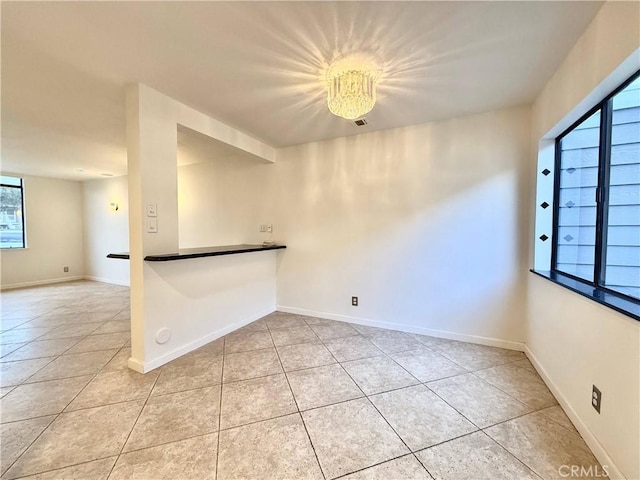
[0,173,84,289]
[178,159,275,248]
[528,3,640,479]
[274,106,531,348]
[82,175,130,286]
[126,84,277,372]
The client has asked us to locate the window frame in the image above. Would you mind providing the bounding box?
[551,69,640,305]
[0,176,26,249]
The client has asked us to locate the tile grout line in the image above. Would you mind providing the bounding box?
[2,304,584,479]
[2,346,121,478]
[304,318,424,479]
[301,316,542,479]
[104,364,162,480]
[214,336,226,480]
[266,317,327,480]
[466,368,558,412]
[330,452,425,480]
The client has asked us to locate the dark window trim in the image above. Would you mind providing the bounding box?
[0,177,26,249]
[547,69,640,320]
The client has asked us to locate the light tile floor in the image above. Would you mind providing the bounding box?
[1,281,606,479]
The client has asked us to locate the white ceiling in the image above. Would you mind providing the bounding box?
[1,1,603,180]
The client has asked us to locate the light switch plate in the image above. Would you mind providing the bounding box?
[146,204,157,217]
[147,217,158,233]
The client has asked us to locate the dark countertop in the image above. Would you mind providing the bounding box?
[107,244,286,262]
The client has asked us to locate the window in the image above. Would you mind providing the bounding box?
[0,176,26,248]
[552,71,640,302]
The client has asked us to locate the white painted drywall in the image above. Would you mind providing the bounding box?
[82,175,130,286]
[178,159,276,248]
[126,83,278,371]
[529,2,640,479]
[274,106,531,348]
[0,173,84,289]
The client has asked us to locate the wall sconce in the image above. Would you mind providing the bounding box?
[109,201,119,212]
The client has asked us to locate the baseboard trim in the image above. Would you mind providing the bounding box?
[128,306,276,373]
[277,305,525,352]
[524,345,624,480]
[0,275,85,291]
[83,275,130,287]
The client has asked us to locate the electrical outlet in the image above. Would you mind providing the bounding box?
[63,266,69,273]
[351,296,358,307]
[592,385,602,413]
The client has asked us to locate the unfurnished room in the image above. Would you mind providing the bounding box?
[0,2,639,479]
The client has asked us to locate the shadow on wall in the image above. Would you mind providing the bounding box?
[274,107,530,342]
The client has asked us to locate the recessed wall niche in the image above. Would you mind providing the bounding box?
[176,124,276,249]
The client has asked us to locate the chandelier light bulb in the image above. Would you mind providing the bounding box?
[326,55,379,120]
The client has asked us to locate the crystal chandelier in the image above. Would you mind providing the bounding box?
[326,55,379,120]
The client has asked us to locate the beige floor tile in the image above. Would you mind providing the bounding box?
[323,335,383,362]
[111,309,131,321]
[407,333,453,348]
[475,364,557,409]
[234,319,268,332]
[0,358,53,387]
[217,414,323,480]
[391,348,467,382]
[124,386,220,452]
[369,385,477,451]
[25,313,114,328]
[301,316,337,326]
[65,332,130,354]
[26,350,118,383]
[276,341,336,372]
[100,348,131,373]
[510,358,538,372]
[302,398,409,479]
[0,386,15,398]
[67,369,159,411]
[1,375,92,423]
[427,373,533,428]
[35,322,104,341]
[92,320,130,335]
[539,405,577,432]
[0,342,28,359]
[220,373,296,429]
[434,342,525,371]
[341,455,433,480]
[223,330,273,354]
[110,434,218,480]
[287,363,363,411]
[0,328,52,345]
[5,401,143,479]
[152,355,222,396]
[1,416,56,475]
[416,431,539,480]
[485,412,604,480]
[223,347,282,383]
[309,322,359,340]
[0,318,33,331]
[165,340,224,369]
[263,312,307,330]
[365,330,424,354]
[14,458,117,480]
[270,326,319,347]
[1,337,82,362]
[342,356,419,395]
[349,324,391,335]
